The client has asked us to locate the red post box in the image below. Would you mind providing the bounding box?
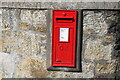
[52,10,77,67]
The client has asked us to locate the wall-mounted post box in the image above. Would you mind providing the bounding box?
[52,10,77,67]
[47,10,82,72]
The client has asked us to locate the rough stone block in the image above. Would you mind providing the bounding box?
[103,35,114,42]
[83,11,115,36]
[9,31,42,55]
[16,57,48,78]
[33,24,47,32]
[19,22,31,31]
[2,9,19,30]
[32,10,47,22]
[96,62,116,74]
[82,62,95,78]
[10,31,32,54]
[31,33,42,55]
[0,53,16,77]
[20,10,32,22]
[2,9,12,29]
[1,30,42,55]
[84,39,112,60]
[2,30,12,53]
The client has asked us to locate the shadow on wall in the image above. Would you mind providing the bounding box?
[103,10,120,79]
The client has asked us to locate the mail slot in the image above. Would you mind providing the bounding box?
[56,17,74,23]
[52,10,77,67]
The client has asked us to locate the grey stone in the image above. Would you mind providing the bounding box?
[104,2,118,9]
[118,1,120,8]
[60,2,78,9]
[16,57,48,78]
[32,10,47,22]
[1,2,9,7]
[0,2,120,9]
[20,10,32,22]
[50,2,62,9]
[81,2,97,9]
[94,2,105,9]
[0,52,16,78]
[41,2,52,9]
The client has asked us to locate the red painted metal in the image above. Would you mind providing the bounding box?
[52,10,77,67]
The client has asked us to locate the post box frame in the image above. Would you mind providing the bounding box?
[46,10,83,72]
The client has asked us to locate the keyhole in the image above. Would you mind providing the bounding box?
[60,46,63,50]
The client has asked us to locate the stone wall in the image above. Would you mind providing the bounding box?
[1,2,120,9]
[0,2,120,79]
[83,10,120,78]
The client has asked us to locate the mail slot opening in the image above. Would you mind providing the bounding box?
[56,18,74,23]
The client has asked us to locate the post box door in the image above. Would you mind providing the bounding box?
[52,10,77,67]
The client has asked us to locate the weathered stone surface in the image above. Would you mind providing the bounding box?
[96,62,116,74]
[10,31,41,55]
[50,2,62,9]
[48,62,94,78]
[78,2,97,9]
[83,11,118,61]
[1,2,120,9]
[0,9,2,26]
[81,62,95,78]
[33,24,47,32]
[32,10,47,22]
[0,43,1,53]
[10,2,39,8]
[16,57,48,78]
[1,30,43,55]
[83,29,96,34]
[83,11,108,36]
[2,9,12,29]
[19,22,31,31]
[20,10,32,22]
[84,39,112,60]
[2,30,12,53]
[103,35,114,42]
[60,2,78,9]
[0,32,2,51]
[1,2,9,7]
[0,72,3,80]
[105,2,118,9]
[41,2,52,9]
[2,9,20,30]
[94,2,105,9]
[0,52,16,78]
